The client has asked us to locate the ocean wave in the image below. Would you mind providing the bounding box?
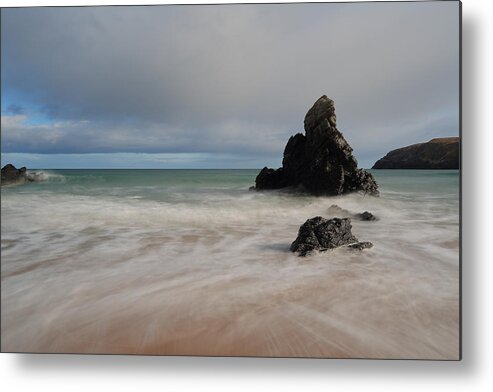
[25,170,66,183]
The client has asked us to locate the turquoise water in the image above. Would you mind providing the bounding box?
[1,168,460,201]
[372,169,459,197]
[4,169,260,200]
[1,169,460,358]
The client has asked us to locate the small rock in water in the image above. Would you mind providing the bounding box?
[347,241,374,250]
[290,216,357,257]
[327,204,352,218]
[355,211,377,221]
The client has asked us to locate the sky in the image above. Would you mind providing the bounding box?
[1,1,460,169]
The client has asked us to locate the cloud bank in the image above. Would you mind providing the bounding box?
[1,2,460,168]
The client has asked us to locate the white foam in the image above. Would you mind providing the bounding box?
[25,170,66,183]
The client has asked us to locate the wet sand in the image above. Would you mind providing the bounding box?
[1,232,459,359]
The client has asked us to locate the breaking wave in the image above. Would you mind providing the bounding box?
[25,170,66,183]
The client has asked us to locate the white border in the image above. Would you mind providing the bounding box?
[1,0,492,391]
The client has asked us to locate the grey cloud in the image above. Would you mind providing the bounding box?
[1,2,460,166]
[1,115,285,158]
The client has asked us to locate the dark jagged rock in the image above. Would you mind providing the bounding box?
[344,169,379,195]
[290,216,360,256]
[355,211,377,221]
[255,167,286,190]
[372,137,460,169]
[255,96,379,196]
[347,241,374,250]
[1,164,31,186]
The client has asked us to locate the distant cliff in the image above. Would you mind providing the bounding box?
[372,137,460,169]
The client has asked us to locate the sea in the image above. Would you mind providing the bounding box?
[0,169,460,359]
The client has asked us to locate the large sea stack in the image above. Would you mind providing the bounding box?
[372,137,460,169]
[254,96,379,196]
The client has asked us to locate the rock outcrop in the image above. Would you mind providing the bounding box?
[254,96,379,196]
[347,241,374,251]
[290,216,372,256]
[1,164,31,186]
[327,204,352,218]
[327,204,377,221]
[372,137,460,169]
[355,211,377,221]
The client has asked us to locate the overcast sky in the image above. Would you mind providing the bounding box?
[1,1,460,169]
